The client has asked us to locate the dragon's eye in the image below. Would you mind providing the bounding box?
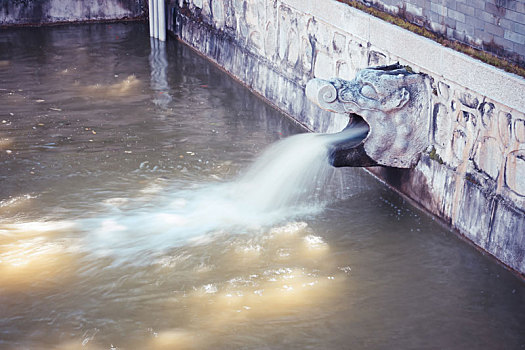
[360,84,378,99]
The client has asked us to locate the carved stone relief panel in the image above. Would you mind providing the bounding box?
[506,150,525,196]
[429,75,525,203]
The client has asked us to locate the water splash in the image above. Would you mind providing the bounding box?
[4,126,368,265]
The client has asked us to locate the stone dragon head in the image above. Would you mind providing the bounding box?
[306,64,431,168]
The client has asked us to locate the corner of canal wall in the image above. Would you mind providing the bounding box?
[0,0,146,26]
[169,0,525,275]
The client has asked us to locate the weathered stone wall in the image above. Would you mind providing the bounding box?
[349,0,525,67]
[0,0,145,25]
[170,0,525,274]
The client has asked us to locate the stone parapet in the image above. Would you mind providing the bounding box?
[171,0,525,273]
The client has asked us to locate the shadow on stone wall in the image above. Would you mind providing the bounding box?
[0,0,146,26]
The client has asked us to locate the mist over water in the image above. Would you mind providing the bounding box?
[1,23,524,350]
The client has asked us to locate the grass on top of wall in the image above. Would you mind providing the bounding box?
[338,0,525,78]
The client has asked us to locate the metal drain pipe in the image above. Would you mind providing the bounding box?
[158,0,166,41]
[148,0,154,36]
[149,0,166,41]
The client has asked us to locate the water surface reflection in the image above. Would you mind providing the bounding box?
[0,23,524,350]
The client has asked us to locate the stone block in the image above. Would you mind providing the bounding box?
[448,8,466,23]
[470,0,486,10]
[430,2,446,15]
[485,2,506,16]
[506,9,525,24]
[454,179,494,248]
[488,202,525,273]
[515,21,525,35]
[405,3,423,17]
[502,0,519,11]
[452,28,466,41]
[428,11,443,23]
[475,8,496,24]
[466,15,485,31]
[456,21,475,36]
[420,0,431,11]
[515,42,525,57]
[382,2,401,14]
[467,35,483,48]
[497,18,513,31]
[445,16,457,28]
[485,22,505,36]
[475,28,494,44]
[445,0,456,10]
[430,22,447,35]
[383,0,399,7]
[504,31,525,45]
[493,34,514,50]
[457,3,475,17]
[414,0,428,8]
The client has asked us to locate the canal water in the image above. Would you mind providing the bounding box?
[1,23,524,349]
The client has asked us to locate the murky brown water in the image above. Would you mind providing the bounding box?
[1,23,524,350]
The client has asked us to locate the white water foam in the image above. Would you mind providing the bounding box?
[28,126,367,264]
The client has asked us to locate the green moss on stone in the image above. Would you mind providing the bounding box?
[429,147,444,164]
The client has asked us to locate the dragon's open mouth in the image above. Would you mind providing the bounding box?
[325,113,376,167]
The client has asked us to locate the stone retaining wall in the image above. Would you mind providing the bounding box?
[347,0,525,67]
[0,0,145,25]
[170,0,525,274]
